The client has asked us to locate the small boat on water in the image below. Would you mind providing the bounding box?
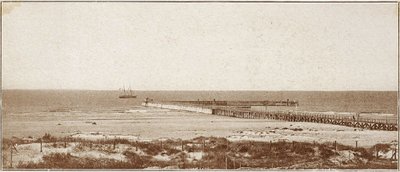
[119,86,137,99]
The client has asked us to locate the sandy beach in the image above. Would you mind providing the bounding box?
[4,106,397,148]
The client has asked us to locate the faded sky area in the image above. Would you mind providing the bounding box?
[2,3,398,91]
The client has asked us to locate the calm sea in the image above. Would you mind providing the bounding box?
[2,90,397,115]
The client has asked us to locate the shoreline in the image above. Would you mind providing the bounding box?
[3,106,397,148]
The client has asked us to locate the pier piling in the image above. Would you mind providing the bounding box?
[211,108,397,131]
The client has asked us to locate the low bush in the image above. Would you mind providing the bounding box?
[6,136,396,169]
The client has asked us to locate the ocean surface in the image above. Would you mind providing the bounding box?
[2,90,397,114]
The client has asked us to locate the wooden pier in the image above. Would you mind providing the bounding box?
[144,102,397,131]
[211,108,397,131]
[171,99,299,106]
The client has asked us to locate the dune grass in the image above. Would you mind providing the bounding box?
[2,134,397,169]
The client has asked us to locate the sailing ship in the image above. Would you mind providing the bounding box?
[119,85,137,98]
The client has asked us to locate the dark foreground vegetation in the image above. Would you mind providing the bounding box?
[2,134,397,169]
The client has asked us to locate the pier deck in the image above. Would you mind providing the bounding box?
[144,102,397,131]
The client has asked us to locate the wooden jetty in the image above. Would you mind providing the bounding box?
[171,99,299,106]
[144,102,397,131]
[211,108,397,131]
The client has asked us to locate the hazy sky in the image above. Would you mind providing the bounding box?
[3,2,398,91]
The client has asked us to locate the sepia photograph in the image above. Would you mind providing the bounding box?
[1,1,398,170]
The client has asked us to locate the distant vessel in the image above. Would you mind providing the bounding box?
[119,86,137,99]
